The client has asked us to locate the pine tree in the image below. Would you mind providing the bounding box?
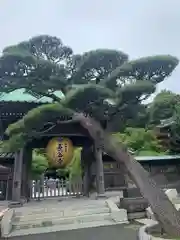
[0,35,180,236]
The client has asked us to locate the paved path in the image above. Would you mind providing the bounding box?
[2,192,135,239]
[0,201,8,210]
[7,224,139,240]
[0,201,8,219]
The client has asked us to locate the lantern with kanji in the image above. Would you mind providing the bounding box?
[46,137,74,167]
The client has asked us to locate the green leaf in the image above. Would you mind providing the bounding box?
[62,84,115,113]
[148,90,180,124]
[103,55,179,88]
[32,150,48,178]
[1,133,28,152]
[117,81,156,102]
[72,49,128,84]
[6,103,74,137]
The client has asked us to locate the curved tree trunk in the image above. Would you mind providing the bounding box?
[81,146,95,196]
[74,114,180,237]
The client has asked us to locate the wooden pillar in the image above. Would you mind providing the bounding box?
[12,149,24,202]
[21,147,32,201]
[94,145,105,196]
[122,166,129,198]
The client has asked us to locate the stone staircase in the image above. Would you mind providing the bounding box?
[3,199,128,238]
[12,205,111,231]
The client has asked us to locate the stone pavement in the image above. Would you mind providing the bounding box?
[0,201,8,211]
[2,194,128,238]
[0,201,9,219]
[6,223,140,240]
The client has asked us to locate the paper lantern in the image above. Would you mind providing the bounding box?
[46,137,74,167]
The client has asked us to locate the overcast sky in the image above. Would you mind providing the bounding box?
[0,0,180,96]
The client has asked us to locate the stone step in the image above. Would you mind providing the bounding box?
[14,207,110,223]
[15,204,107,216]
[12,212,112,230]
[9,219,119,238]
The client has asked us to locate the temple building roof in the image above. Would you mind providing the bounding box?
[156,117,174,128]
[0,152,14,159]
[0,88,63,103]
[135,155,180,161]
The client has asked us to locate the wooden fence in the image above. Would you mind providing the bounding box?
[31,178,83,199]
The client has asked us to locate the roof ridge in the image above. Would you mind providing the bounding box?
[0,89,63,103]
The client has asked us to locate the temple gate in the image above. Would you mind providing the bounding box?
[0,100,106,203]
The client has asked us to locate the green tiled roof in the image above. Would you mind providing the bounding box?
[0,89,64,103]
[135,155,180,161]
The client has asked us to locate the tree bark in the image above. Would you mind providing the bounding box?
[81,148,90,197]
[73,114,180,237]
[94,146,105,195]
[81,147,93,197]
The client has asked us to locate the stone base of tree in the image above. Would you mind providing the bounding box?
[105,199,128,223]
[138,221,177,240]
[146,188,180,221]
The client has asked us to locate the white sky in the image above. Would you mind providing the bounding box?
[0,0,180,97]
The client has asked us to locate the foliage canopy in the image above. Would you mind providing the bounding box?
[0,35,178,151]
[113,128,167,156]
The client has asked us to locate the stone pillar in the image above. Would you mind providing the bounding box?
[94,146,105,196]
[12,149,24,203]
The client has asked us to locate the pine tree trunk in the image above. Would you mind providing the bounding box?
[74,114,180,237]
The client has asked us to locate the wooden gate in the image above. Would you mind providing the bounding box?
[31,178,83,200]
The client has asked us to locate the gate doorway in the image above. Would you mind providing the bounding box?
[0,180,8,200]
[0,165,11,200]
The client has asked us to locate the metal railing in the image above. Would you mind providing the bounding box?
[31,178,83,199]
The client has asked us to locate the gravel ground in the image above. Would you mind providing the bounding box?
[5,224,139,240]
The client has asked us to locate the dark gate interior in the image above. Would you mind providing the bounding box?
[0,164,12,200]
